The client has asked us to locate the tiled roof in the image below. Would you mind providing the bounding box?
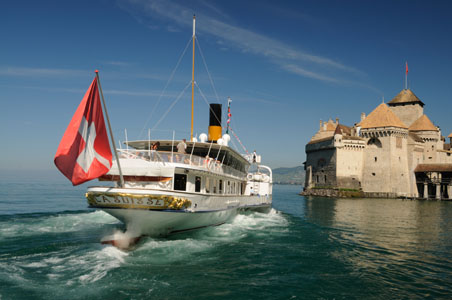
[359,103,408,129]
[414,164,452,172]
[325,123,336,131]
[334,124,352,135]
[388,89,424,106]
[448,132,452,138]
[408,114,438,131]
[307,136,333,145]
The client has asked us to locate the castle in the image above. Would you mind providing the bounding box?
[303,88,452,199]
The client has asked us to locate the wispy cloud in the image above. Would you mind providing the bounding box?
[0,66,88,77]
[105,89,174,97]
[103,61,133,67]
[282,64,341,83]
[0,65,173,82]
[0,84,179,98]
[118,0,365,84]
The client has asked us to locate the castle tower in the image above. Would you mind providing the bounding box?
[387,89,424,127]
[409,114,440,162]
[359,103,411,197]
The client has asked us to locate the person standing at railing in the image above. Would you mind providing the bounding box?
[203,155,211,169]
[151,141,160,161]
[177,139,187,162]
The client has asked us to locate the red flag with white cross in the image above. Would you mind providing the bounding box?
[54,76,112,185]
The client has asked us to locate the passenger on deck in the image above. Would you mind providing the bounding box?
[151,141,160,161]
[177,139,187,162]
[177,139,187,153]
[203,155,211,169]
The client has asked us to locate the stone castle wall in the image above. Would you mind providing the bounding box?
[305,138,337,188]
[335,141,364,189]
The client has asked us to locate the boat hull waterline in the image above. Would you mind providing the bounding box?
[87,186,272,236]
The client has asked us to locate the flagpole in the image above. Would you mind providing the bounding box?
[191,14,196,142]
[95,70,125,188]
[405,61,408,90]
[405,69,407,90]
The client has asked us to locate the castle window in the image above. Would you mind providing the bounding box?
[372,173,376,176]
[374,157,377,162]
[324,175,327,183]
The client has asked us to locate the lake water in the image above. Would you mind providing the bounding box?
[1,178,451,299]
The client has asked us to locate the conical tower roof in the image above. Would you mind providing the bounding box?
[388,89,424,106]
[360,103,407,129]
[409,114,438,131]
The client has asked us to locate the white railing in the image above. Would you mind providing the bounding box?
[117,149,245,179]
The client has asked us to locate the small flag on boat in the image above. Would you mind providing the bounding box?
[54,76,112,185]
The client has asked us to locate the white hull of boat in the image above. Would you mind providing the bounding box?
[86,186,272,236]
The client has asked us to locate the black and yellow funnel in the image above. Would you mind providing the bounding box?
[208,103,222,141]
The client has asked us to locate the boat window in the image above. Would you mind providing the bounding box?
[174,174,187,191]
[219,180,223,194]
[195,176,201,193]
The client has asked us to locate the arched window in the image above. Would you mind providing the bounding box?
[367,137,382,148]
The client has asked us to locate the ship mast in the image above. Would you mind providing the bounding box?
[191,15,196,141]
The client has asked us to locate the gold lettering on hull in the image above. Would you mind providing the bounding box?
[85,192,191,210]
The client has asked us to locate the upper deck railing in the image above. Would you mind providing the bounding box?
[118,149,246,179]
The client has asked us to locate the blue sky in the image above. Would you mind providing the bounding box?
[1,0,452,174]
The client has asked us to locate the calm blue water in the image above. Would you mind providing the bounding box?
[1,177,452,299]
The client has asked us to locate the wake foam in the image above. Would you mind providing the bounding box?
[124,209,288,262]
[0,210,119,240]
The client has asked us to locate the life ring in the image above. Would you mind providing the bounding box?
[247,174,253,180]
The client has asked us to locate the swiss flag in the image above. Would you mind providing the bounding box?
[54,75,112,185]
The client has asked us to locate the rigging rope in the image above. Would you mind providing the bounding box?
[139,37,193,138]
[151,81,192,131]
[228,126,249,154]
[195,82,248,154]
[195,81,223,128]
[196,38,221,104]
